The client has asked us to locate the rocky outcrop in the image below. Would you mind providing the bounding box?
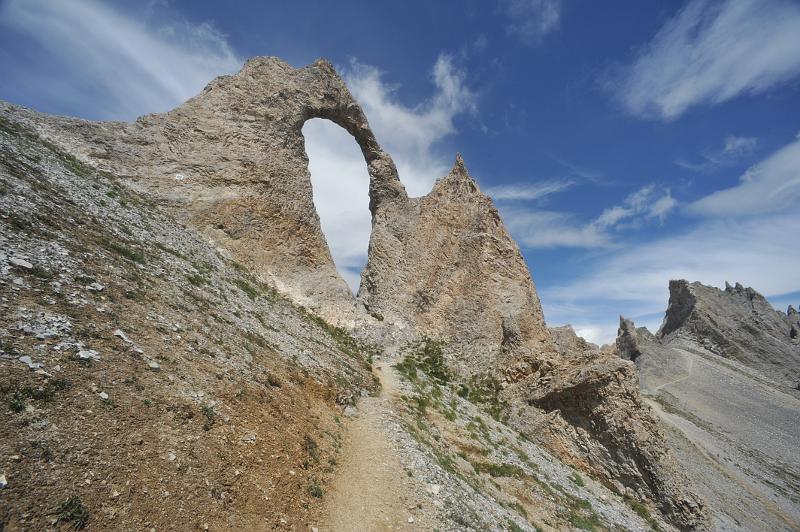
[617,282,800,529]
[659,280,800,388]
[506,343,707,530]
[0,57,405,326]
[617,317,658,362]
[360,154,707,528]
[549,325,600,358]
[360,155,556,375]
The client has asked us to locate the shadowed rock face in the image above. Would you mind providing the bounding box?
[1,58,708,530]
[659,280,800,388]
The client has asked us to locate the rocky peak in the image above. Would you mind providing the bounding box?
[616,316,656,362]
[657,279,800,388]
[430,153,480,198]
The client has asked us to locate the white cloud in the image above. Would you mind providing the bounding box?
[676,134,758,171]
[0,0,241,120]
[485,179,574,201]
[501,0,561,45]
[500,184,676,249]
[502,208,611,248]
[541,208,800,344]
[304,119,372,291]
[304,55,477,291]
[723,135,757,155]
[688,136,800,216]
[613,0,800,120]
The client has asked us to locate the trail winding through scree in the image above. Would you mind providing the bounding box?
[319,360,429,531]
[654,354,694,392]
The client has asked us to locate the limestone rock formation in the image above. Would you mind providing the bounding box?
[659,280,800,388]
[1,56,405,326]
[360,154,555,375]
[549,325,600,358]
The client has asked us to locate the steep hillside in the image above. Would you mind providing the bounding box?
[618,281,800,531]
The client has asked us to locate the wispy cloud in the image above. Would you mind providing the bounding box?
[485,179,574,201]
[540,207,800,344]
[338,54,477,197]
[611,0,800,120]
[500,184,677,248]
[305,54,478,290]
[675,134,757,171]
[688,135,800,216]
[503,208,611,248]
[0,0,241,120]
[501,0,561,45]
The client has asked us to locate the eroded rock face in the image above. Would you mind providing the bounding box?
[507,353,707,530]
[0,57,406,326]
[616,282,800,529]
[549,325,601,358]
[617,317,658,362]
[359,155,555,375]
[659,280,800,388]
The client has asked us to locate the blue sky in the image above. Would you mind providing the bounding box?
[1,0,799,344]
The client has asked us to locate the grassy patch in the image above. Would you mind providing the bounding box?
[395,337,450,384]
[102,239,145,263]
[568,510,601,531]
[57,495,90,530]
[464,373,508,421]
[232,278,259,299]
[569,471,585,487]
[472,461,525,478]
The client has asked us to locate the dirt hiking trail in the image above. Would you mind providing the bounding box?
[319,359,432,531]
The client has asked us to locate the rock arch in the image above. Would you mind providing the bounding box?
[21,56,408,324]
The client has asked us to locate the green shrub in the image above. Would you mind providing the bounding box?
[58,495,89,529]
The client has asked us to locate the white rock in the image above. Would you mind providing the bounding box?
[175,174,185,181]
[426,483,441,496]
[99,391,109,401]
[9,257,33,270]
[18,355,41,370]
[407,516,414,524]
[343,405,359,418]
[167,451,177,461]
[0,474,6,489]
[148,360,160,371]
[114,329,132,343]
[87,282,105,292]
[77,349,101,361]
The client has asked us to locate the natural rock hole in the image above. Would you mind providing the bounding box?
[303,118,372,294]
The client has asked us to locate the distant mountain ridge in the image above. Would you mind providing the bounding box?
[617,280,800,530]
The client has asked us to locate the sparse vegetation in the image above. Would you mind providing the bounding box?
[102,239,145,263]
[233,278,259,299]
[57,495,89,530]
[201,404,216,430]
[308,483,324,498]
